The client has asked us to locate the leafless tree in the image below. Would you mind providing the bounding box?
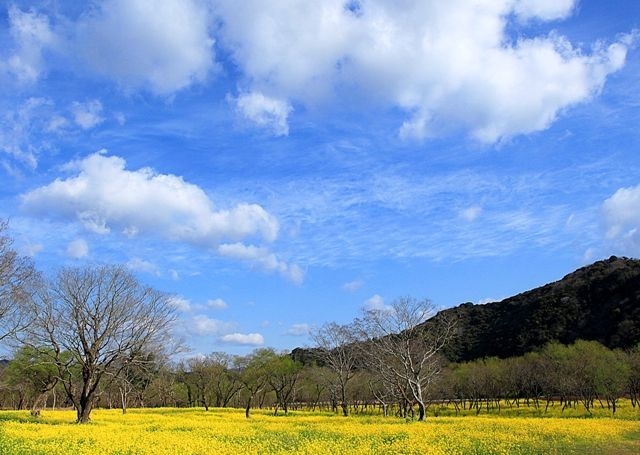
[356,296,455,421]
[0,220,38,342]
[20,264,177,423]
[311,322,359,416]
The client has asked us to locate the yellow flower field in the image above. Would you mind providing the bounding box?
[0,405,638,455]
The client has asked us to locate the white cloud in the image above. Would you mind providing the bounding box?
[218,243,304,284]
[192,315,236,336]
[232,92,292,136]
[21,242,43,257]
[285,323,310,336]
[75,0,215,95]
[71,100,104,129]
[363,294,392,312]
[220,332,264,346]
[46,115,69,133]
[126,257,160,276]
[342,279,363,292]
[3,6,56,83]
[460,206,482,222]
[602,184,640,254]
[213,0,630,142]
[66,238,88,258]
[0,98,53,170]
[207,298,228,310]
[513,0,576,22]
[168,296,192,313]
[21,151,279,246]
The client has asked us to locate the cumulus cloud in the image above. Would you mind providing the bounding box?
[218,243,304,284]
[207,298,228,310]
[602,184,640,254]
[168,296,192,313]
[19,151,299,279]
[75,0,215,95]
[71,100,104,129]
[213,0,631,142]
[3,5,56,83]
[66,238,88,258]
[513,0,575,22]
[232,92,293,136]
[126,257,161,276]
[220,332,264,346]
[21,151,278,243]
[192,315,236,336]
[363,294,392,312]
[3,1,629,141]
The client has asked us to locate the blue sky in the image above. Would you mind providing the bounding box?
[1,0,639,356]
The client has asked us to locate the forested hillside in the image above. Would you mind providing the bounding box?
[433,256,640,362]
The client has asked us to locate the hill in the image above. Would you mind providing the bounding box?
[433,256,640,361]
[293,256,640,365]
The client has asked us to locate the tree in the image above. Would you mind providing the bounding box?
[238,348,273,418]
[356,296,455,421]
[184,353,242,411]
[3,346,63,417]
[0,220,37,342]
[21,264,176,423]
[311,322,359,416]
[265,352,302,415]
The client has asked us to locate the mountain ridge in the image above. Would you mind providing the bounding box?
[292,256,640,365]
[430,255,640,361]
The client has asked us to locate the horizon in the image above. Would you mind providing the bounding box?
[1,0,639,357]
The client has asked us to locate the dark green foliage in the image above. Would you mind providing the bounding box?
[435,256,640,361]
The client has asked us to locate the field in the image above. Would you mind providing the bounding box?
[0,404,639,455]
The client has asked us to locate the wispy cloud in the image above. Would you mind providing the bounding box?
[285,323,310,336]
[602,184,640,256]
[207,298,228,310]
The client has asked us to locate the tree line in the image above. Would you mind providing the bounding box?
[3,336,640,420]
[1,221,639,423]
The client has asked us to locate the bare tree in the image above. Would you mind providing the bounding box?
[311,322,359,416]
[0,220,38,342]
[356,296,455,421]
[20,264,177,423]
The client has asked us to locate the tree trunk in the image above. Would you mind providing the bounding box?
[245,395,253,419]
[30,392,48,418]
[77,398,93,424]
[76,383,96,424]
[120,388,127,414]
[417,401,426,421]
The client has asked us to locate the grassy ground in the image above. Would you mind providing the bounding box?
[0,403,638,454]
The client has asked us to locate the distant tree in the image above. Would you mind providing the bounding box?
[296,364,328,412]
[265,352,302,415]
[311,322,359,416]
[20,265,177,423]
[183,352,242,411]
[237,348,273,418]
[4,346,64,417]
[628,345,640,408]
[356,297,456,421]
[146,364,183,407]
[110,350,162,413]
[0,220,38,342]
